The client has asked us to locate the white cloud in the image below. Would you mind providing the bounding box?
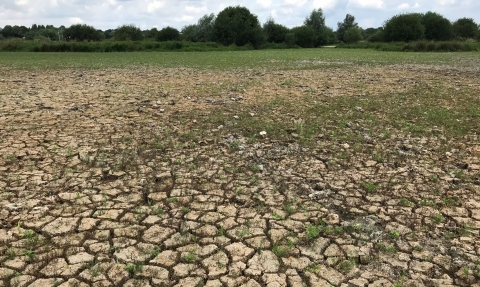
[412,2,420,8]
[257,0,272,8]
[439,0,456,5]
[312,0,337,10]
[68,17,83,24]
[185,5,208,14]
[14,0,29,6]
[147,0,164,13]
[283,0,307,7]
[397,3,410,9]
[348,0,384,9]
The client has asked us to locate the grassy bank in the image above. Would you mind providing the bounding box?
[337,41,480,52]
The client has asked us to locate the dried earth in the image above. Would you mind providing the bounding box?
[0,63,480,287]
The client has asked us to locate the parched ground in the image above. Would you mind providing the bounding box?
[0,61,480,287]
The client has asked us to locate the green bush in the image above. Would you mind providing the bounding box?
[384,13,425,42]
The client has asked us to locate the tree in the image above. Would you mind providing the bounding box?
[64,24,103,41]
[383,13,424,42]
[453,18,478,39]
[114,24,143,41]
[194,13,216,42]
[421,12,453,41]
[263,16,289,43]
[304,8,326,46]
[145,28,158,40]
[181,25,197,41]
[290,26,316,48]
[213,6,264,48]
[367,29,384,42]
[343,28,363,43]
[156,26,180,41]
[337,14,358,42]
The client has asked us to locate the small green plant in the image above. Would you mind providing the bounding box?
[22,230,39,244]
[432,213,444,224]
[182,207,190,213]
[399,198,414,207]
[463,266,470,276]
[272,212,285,220]
[152,206,164,217]
[124,262,143,276]
[305,263,319,273]
[184,251,197,263]
[459,224,474,237]
[389,229,400,240]
[283,204,296,215]
[24,249,35,261]
[166,197,178,203]
[272,244,289,257]
[218,227,225,236]
[7,248,15,259]
[305,224,322,240]
[229,141,241,151]
[374,155,384,163]
[337,259,355,272]
[361,182,378,193]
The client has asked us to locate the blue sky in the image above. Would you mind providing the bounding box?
[0,0,478,30]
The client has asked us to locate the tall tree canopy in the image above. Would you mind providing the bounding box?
[422,12,453,41]
[213,6,264,48]
[337,14,359,43]
[383,13,425,42]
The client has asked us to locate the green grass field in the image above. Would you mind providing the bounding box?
[1,48,479,70]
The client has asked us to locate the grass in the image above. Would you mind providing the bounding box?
[0,49,478,70]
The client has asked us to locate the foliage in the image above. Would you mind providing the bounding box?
[384,13,425,42]
[64,24,103,41]
[263,16,289,44]
[194,13,216,42]
[156,26,180,42]
[290,26,316,48]
[422,12,453,41]
[304,8,328,46]
[213,6,264,48]
[367,30,385,42]
[0,34,4,41]
[285,33,295,48]
[145,28,158,40]
[453,18,478,39]
[343,27,363,43]
[337,14,359,43]
[114,24,143,41]
[1,25,29,38]
[181,25,197,41]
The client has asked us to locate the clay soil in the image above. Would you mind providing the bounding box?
[1,61,480,287]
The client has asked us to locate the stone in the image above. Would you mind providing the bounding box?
[42,217,79,236]
[245,251,280,276]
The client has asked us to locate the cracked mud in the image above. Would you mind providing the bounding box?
[1,62,480,287]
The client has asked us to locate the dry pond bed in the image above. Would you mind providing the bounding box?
[0,62,480,287]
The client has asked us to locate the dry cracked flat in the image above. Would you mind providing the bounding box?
[0,64,480,287]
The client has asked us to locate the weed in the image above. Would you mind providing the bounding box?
[184,251,197,263]
[305,224,323,240]
[283,204,296,215]
[338,259,355,272]
[272,244,289,257]
[218,227,225,236]
[389,229,400,240]
[166,197,178,203]
[361,182,378,193]
[124,262,143,276]
[24,249,35,261]
[432,213,444,224]
[399,198,414,207]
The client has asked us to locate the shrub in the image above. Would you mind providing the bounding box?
[156,27,180,42]
[114,25,143,41]
[384,13,425,42]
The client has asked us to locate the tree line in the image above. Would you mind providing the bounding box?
[1,6,479,48]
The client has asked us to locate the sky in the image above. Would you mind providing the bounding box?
[0,0,478,31]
